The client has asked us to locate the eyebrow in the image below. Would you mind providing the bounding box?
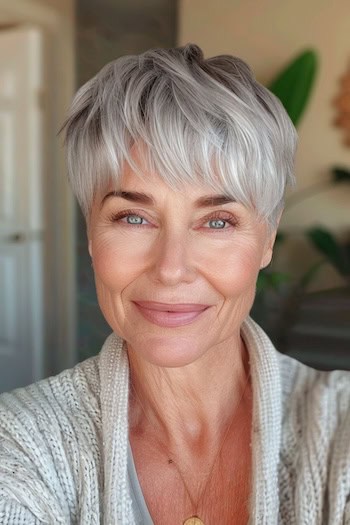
[100,190,236,208]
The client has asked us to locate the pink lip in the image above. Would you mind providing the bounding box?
[134,301,209,312]
[133,301,210,327]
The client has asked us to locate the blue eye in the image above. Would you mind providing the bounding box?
[204,214,237,230]
[108,210,152,226]
[208,219,226,229]
[125,215,144,225]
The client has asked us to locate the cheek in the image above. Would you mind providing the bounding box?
[200,238,263,298]
[92,235,138,293]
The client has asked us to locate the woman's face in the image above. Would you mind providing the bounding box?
[88,151,277,368]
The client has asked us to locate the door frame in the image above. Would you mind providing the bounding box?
[0,0,76,375]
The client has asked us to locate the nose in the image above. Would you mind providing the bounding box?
[150,230,196,286]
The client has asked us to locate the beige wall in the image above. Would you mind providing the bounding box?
[179,0,350,287]
[0,0,77,371]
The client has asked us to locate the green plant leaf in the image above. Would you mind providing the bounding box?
[269,271,291,290]
[298,259,326,289]
[275,231,287,245]
[331,166,350,183]
[268,49,318,126]
[256,270,290,293]
[306,227,350,276]
[256,271,268,293]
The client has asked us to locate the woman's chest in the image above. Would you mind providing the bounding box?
[130,431,252,525]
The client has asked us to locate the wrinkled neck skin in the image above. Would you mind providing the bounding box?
[127,329,251,454]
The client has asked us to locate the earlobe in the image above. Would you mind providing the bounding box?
[260,248,273,269]
[88,240,93,258]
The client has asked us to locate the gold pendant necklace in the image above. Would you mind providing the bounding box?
[183,517,205,525]
[130,368,251,525]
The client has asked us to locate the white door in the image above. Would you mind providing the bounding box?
[0,27,44,393]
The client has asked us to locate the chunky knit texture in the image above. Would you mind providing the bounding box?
[0,317,349,524]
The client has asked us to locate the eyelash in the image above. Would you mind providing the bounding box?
[106,209,239,230]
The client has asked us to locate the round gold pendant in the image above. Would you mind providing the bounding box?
[183,517,205,525]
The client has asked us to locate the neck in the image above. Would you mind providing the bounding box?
[128,331,251,452]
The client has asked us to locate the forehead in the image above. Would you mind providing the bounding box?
[101,141,228,201]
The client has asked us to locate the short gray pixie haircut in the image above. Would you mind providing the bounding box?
[63,43,297,227]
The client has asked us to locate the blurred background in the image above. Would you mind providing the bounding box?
[0,0,349,393]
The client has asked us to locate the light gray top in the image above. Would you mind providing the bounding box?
[127,441,154,524]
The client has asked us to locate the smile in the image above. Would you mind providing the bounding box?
[133,301,210,328]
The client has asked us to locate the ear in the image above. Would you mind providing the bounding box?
[88,239,93,258]
[260,211,282,269]
[260,229,278,269]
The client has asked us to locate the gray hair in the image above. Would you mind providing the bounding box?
[62,43,297,228]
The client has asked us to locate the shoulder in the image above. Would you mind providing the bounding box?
[0,354,102,445]
[277,350,350,420]
[0,355,102,523]
[277,351,350,522]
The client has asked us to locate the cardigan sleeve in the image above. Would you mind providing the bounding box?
[0,357,103,525]
[278,356,350,524]
[0,385,74,525]
[327,373,350,524]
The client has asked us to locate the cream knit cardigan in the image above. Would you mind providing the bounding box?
[0,317,350,525]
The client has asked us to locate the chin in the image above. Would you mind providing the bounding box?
[127,334,206,368]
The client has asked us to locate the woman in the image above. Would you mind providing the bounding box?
[0,44,349,525]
